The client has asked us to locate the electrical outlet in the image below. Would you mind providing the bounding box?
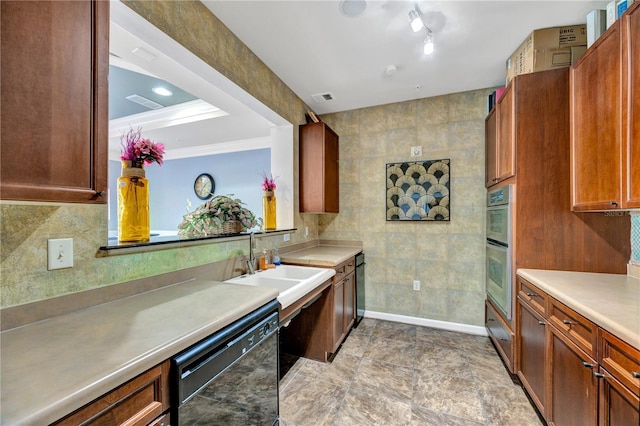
[413,280,420,291]
[283,233,291,242]
[304,227,309,238]
[48,238,74,270]
[411,145,422,157]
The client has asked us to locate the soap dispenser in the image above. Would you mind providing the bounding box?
[272,248,281,266]
[260,249,269,270]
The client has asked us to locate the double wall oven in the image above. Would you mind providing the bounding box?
[486,185,513,320]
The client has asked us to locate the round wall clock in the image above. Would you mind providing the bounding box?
[194,173,215,200]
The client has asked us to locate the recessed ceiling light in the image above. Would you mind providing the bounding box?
[339,0,366,17]
[152,87,173,96]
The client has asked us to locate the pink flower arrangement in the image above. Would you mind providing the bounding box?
[120,127,165,166]
[261,172,277,192]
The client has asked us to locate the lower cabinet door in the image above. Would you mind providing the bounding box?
[599,367,640,426]
[548,326,598,426]
[332,279,345,352]
[517,298,546,416]
[343,273,355,332]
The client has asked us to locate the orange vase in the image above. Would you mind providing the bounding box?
[263,190,276,230]
[117,161,150,242]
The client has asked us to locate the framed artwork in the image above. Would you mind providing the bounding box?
[386,159,450,221]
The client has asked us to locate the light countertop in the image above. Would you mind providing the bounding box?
[517,269,640,349]
[281,244,362,267]
[0,279,278,425]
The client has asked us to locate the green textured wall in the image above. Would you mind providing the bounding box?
[321,90,492,326]
[0,1,318,309]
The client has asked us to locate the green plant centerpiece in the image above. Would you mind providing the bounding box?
[178,195,260,238]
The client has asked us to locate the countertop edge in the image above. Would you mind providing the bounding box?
[517,269,640,350]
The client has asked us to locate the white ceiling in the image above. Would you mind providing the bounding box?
[203,0,608,115]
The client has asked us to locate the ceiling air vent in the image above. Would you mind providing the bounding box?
[125,94,164,110]
[311,92,335,103]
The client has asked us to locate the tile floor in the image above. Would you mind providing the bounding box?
[279,318,544,426]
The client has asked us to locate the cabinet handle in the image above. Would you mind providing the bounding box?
[632,372,640,379]
[526,292,539,298]
[499,337,508,341]
[487,318,495,322]
[348,262,354,267]
[93,190,106,198]
[338,267,345,274]
[593,372,605,379]
[537,320,545,326]
[562,319,574,328]
[609,201,618,206]
[582,361,595,368]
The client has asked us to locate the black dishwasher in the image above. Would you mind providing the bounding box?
[171,299,279,425]
[354,252,365,327]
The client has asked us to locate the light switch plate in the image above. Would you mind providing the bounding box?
[411,145,422,157]
[48,238,73,270]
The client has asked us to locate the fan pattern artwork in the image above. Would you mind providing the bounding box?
[386,159,450,221]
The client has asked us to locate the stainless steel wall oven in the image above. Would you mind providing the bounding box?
[486,185,513,319]
[171,299,279,425]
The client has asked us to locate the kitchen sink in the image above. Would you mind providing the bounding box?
[224,265,335,309]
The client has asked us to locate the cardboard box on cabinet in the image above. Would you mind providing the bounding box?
[506,24,587,84]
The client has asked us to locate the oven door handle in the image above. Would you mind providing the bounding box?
[486,239,508,250]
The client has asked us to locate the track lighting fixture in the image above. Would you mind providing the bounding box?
[408,9,424,32]
[424,31,434,55]
[409,8,435,55]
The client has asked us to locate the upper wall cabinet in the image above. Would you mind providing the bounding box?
[570,2,640,211]
[485,84,515,188]
[0,1,109,204]
[299,122,339,213]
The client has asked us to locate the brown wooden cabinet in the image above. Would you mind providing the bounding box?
[53,361,171,426]
[598,329,640,426]
[516,279,547,416]
[570,2,640,210]
[622,3,640,209]
[0,0,109,204]
[515,276,640,426]
[485,84,515,187]
[299,122,339,213]
[331,258,355,352]
[280,255,357,361]
[548,325,599,426]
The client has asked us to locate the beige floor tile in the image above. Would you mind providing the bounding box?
[279,375,346,426]
[415,344,470,377]
[279,319,544,426]
[351,318,378,336]
[296,352,361,386]
[335,388,412,425]
[413,370,485,423]
[351,358,414,401]
[339,332,371,358]
[477,382,544,426]
[364,336,416,367]
[411,405,485,426]
[371,321,417,343]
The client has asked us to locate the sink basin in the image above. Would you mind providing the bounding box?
[224,265,335,309]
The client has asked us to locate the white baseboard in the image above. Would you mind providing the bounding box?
[363,310,488,337]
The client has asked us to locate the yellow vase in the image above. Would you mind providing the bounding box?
[263,190,276,230]
[117,161,150,242]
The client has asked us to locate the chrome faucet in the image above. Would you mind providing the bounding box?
[246,232,256,274]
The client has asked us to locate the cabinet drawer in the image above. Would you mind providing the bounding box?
[517,277,546,315]
[334,257,355,282]
[486,299,514,372]
[599,329,640,397]
[53,361,170,426]
[549,299,597,358]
